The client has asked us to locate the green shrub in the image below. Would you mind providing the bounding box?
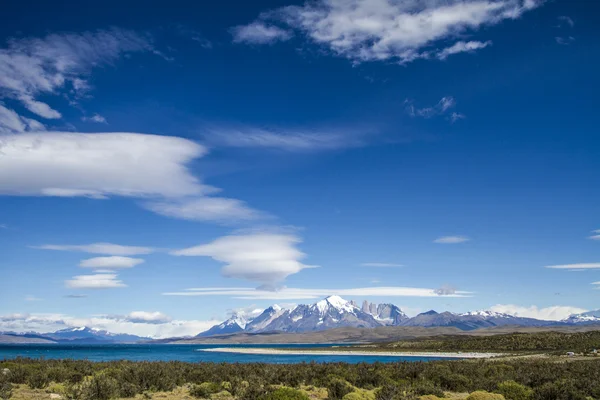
[343,390,376,400]
[191,382,223,398]
[327,378,355,399]
[496,381,533,400]
[261,387,310,400]
[46,382,68,395]
[467,391,505,400]
[212,390,235,400]
[411,381,445,398]
[27,370,49,389]
[0,375,12,400]
[119,381,141,398]
[419,396,444,400]
[72,372,119,400]
[532,381,588,400]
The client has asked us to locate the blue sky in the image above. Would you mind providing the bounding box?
[0,0,599,337]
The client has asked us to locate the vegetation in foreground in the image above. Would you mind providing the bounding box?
[1,357,599,400]
[358,331,600,354]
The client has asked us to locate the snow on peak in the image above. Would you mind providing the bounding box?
[272,304,282,311]
[313,295,356,314]
[460,310,509,318]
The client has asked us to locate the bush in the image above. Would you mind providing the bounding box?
[27,370,50,389]
[119,381,141,398]
[191,382,223,398]
[343,389,376,400]
[46,382,68,396]
[261,387,310,400]
[213,390,235,400]
[0,375,12,400]
[496,381,533,400]
[72,372,119,400]
[327,378,355,399]
[467,391,506,400]
[419,396,444,400]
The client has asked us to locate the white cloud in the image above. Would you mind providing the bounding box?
[557,16,574,28]
[450,112,466,123]
[236,0,544,64]
[144,197,263,224]
[434,235,470,244]
[123,311,172,324]
[0,104,45,134]
[204,126,367,151]
[589,230,600,240]
[0,132,264,223]
[163,286,472,299]
[0,312,219,339]
[65,273,126,289]
[490,304,587,321]
[0,132,206,198]
[171,232,318,284]
[82,114,107,124]
[18,95,62,119]
[79,256,145,269]
[231,22,293,44]
[544,263,600,270]
[437,40,492,60]
[0,223,7,229]
[361,262,403,267]
[405,96,463,120]
[0,28,154,126]
[555,36,575,45]
[25,295,43,302]
[35,242,155,256]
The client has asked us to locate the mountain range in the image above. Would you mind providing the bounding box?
[197,295,600,337]
[1,296,598,344]
[0,327,147,344]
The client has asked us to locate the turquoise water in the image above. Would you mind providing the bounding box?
[0,344,455,363]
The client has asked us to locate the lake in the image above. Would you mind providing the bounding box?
[0,344,455,363]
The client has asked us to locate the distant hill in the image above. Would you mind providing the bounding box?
[0,327,147,344]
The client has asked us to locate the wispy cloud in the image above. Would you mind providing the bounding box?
[231,22,293,44]
[557,16,574,28]
[555,36,575,46]
[203,126,369,152]
[545,263,600,270]
[64,294,87,299]
[0,104,45,134]
[35,242,155,256]
[171,232,318,285]
[361,263,403,268]
[437,40,492,60]
[587,230,600,241]
[25,295,43,302]
[433,236,470,244]
[65,273,127,289]
[143,197,264,224]
[405,96,464,121]
[163,286,472,299]
[490,304,587,321]
[233,0,544,64]
[0,28,155,132]
[79,256,145,269]
[82,114,107,124]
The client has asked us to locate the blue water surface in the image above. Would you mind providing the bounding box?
[0,344,455,363]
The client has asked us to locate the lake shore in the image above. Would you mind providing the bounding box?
[198,347,503,358]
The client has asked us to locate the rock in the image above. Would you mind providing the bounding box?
[50,394,63,399]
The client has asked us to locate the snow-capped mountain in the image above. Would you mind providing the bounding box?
[196,312,255,337]
[199,296,402,336]
[45,327,145,343]
[562,310,600,324]
[198,296,600,337]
